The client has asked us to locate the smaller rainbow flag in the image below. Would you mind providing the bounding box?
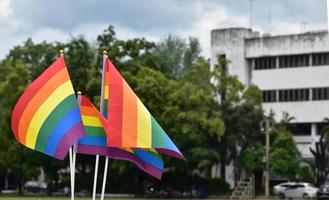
[104,58,184,160]
[11,57,85,160]
[77,95,164,179]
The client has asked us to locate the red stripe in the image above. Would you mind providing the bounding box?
[11,57,66,140]
[106,58,123,147]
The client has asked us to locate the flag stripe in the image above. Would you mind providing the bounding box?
[122,81,137,147]
[45,108,82,155]
[18,68,69,143]
[25,81,74,148]
[137,99,152,148]
[11,57,66,140]
[55,123,85,159]
[80,106,96,116]
[104,85,109,99]
[107,61,123,146]
[83,126,105,136]
[35,94,77,151]
[82,116,102,127]
[134,149,163,170]
[151,116,167,147]
[78,135,106,146]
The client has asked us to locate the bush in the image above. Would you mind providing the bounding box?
[208,178,230,195]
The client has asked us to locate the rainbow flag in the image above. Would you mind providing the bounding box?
[104,58,184,160]
[77,95,164,179]
[11,57,85,160]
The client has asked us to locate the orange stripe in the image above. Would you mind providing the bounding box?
[105,71,109,85]
[80,106,97,116]
[18,68,70,144]
[122,81,137,147]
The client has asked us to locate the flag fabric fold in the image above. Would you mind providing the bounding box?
[11,57,85,160]
[103,58,184,160]
[77,95,164,179]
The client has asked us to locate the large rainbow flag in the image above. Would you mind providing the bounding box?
[11,57,85,160]
[77,95,164,179]
[103,58,184,160]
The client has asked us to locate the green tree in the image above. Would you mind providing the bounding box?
[212,55,264,182]
[270,130,300,180]
[0,60,42,193]
[152,35,201,79]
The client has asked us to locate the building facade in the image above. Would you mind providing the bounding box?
[211,28,329,160]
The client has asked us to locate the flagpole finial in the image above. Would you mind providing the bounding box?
[59,50,64,57]
[103,50,107,55]
[77,91,82,95]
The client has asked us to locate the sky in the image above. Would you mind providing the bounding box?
[0,0,328,59]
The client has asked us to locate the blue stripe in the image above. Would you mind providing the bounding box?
[134,149,164,170]
[102,112,108,119]
[78,136,106,146]
[163,132,180,153]
[45,108,82,156]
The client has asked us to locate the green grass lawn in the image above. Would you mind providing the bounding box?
[0,198,143,200]
[0,198,90,200]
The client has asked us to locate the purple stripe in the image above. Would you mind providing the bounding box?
[77,145,162,179]
[77,145,116,157]
[156,148,186,160]
[54,123,85,160]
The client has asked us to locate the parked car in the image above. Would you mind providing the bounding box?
[24,181,47,193]
[318,181,329,198]
[274,182,295,197]
[274,182,318,199]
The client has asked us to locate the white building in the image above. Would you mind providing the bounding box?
[211,28,329,161]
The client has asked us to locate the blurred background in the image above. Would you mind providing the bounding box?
[1,0,329,199]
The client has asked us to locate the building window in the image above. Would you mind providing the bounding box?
[291,123,312,136]
[262,90,276,102]
[278,89,309,102]
[279,54,309,68]
[312,87,329,100]
[312,53,329,66]
[254,57,276,70]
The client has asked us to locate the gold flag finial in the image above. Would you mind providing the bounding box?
[103,50,108,55]
[59,49,64,57]
[77,91,82,95]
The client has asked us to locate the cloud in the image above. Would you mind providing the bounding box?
[0,0,12,21]
[0,0,328,59]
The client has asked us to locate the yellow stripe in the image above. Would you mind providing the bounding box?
[25,81,74,148]
[82,116,102,127]
[136,99,152,148]
[104,85,109,99]
[123,148,134,153]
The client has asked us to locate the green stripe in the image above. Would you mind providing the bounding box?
[84,126,105,136]
[151,116,166,148]
[35,94,78,151]
[103,100,108,115]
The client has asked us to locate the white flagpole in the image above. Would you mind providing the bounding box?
[101,157,109,200]
[92,155,99,200]
[72,92,82,199]
[69,147,74,200]
[92,51,109,200]
[100,51,109,200]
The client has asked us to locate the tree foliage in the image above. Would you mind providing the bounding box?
[270,130,300,180]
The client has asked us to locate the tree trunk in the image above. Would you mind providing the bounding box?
[220,160,226,181]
